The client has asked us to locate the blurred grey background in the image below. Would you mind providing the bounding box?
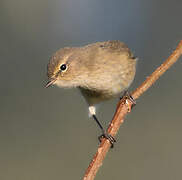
[1,0,182,179]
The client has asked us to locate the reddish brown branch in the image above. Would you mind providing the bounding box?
[83,40,182,180]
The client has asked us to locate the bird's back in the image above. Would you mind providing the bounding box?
[78,41,137,105]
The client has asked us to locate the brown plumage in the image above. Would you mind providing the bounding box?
[46,40,137,106]
[46,40,137,147]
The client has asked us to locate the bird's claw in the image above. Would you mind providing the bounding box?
[120,91,136,112]
[98,131,116,148]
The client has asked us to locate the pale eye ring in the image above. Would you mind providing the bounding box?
[60,64,67,71]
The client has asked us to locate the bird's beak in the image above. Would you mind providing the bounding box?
[45,78,57,88]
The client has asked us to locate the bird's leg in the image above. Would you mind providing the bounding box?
[92,114,116,148]
[88,106,116,148]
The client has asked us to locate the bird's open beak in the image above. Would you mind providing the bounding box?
[45,78,57,88]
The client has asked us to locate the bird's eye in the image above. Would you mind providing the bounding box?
[60,64,67,71]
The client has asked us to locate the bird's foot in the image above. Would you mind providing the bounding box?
[120,91,136,112]
[98,131,116,148]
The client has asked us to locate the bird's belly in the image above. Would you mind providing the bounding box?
[79,84,125,105]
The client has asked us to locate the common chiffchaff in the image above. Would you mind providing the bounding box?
[46,40,137,146]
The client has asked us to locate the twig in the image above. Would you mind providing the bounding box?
[83,40,182,180]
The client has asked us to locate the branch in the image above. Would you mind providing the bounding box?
[83,40,182,180]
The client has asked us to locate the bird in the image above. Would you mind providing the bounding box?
[46,40,137,147]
